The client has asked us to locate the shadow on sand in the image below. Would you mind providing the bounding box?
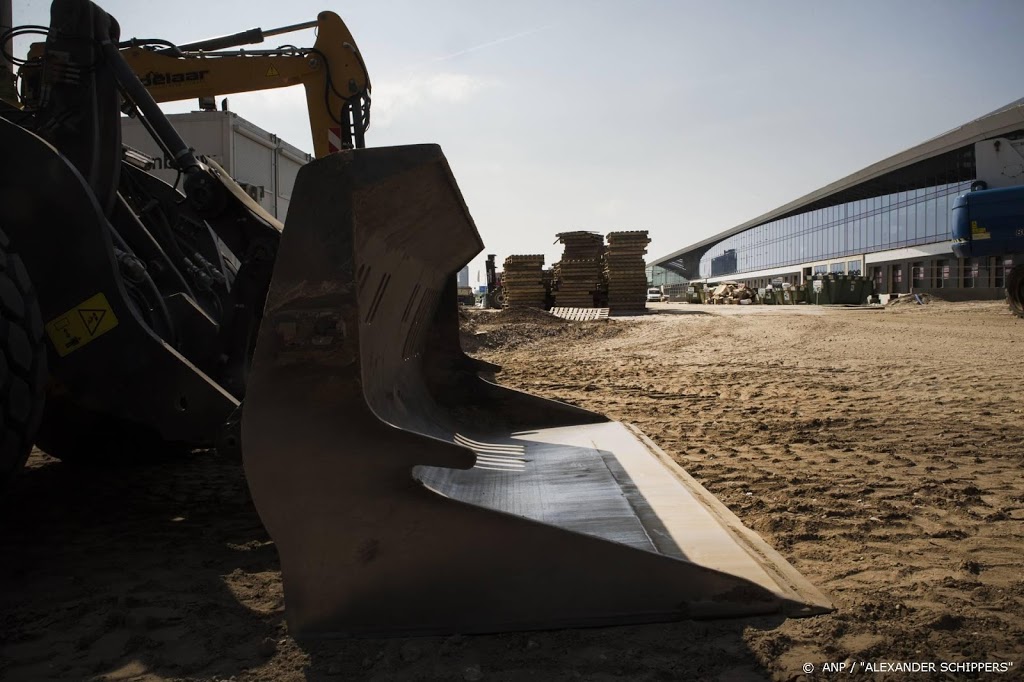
[0,452,785,681]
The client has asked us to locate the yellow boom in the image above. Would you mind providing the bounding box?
[120,11,369,158]
[11,11,368,158]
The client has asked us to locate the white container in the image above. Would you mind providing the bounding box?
[120,110,312,221]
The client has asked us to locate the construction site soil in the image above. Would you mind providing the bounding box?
[2,301,1022,681]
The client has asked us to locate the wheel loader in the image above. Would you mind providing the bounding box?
[0,0,831,636]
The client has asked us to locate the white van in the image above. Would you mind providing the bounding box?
[646,287,666,303]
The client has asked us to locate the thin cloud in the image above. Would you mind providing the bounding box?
[431,24,556,62]
[372,72,494,128]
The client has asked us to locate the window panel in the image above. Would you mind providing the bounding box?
[907,202,918,242]
[921,199,930,241]
[936,193,949,237]
[926,198,937,238]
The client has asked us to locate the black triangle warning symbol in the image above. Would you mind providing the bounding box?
[79,308,107,336]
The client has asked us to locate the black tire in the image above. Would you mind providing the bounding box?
[0,227,47,490]
[971,180,988,192]
[1006,264,1024,319]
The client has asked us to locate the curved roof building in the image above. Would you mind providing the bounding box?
[649,99,1024,298]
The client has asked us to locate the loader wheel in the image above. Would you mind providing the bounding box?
[0,228,47,491]
[1006,264,1024,319]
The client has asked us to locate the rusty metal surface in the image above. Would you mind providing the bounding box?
[242,144,832,637]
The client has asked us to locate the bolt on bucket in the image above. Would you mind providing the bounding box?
[242,145,832,636]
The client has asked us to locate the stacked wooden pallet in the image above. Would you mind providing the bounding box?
[605,231,650,312]
[501,254,547,308]
[554,231,604,307]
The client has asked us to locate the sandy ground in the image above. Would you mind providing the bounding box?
[2,300,1022,681]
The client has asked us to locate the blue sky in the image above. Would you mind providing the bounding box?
[13,0,1024,285]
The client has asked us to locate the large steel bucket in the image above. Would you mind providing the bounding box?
[242,145,832,636]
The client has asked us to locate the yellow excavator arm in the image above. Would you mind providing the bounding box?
[22,11,370,158]
[121,11,370,158]
[125,12,369,158]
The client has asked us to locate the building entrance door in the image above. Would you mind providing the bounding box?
[893,265,907,293]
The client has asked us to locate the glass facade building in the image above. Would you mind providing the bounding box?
[647,266,687,287]
[649,99,1024,297]
[696,180,973,278]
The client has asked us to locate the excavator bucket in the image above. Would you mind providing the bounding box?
[242,145,832,637]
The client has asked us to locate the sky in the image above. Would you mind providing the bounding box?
[12,0,1024,286]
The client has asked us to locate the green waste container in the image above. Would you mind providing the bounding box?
[805,277,831,305]
[831,275,872,304]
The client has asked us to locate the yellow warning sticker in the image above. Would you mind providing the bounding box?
[265,65,280,77]
[45,293,119,357]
